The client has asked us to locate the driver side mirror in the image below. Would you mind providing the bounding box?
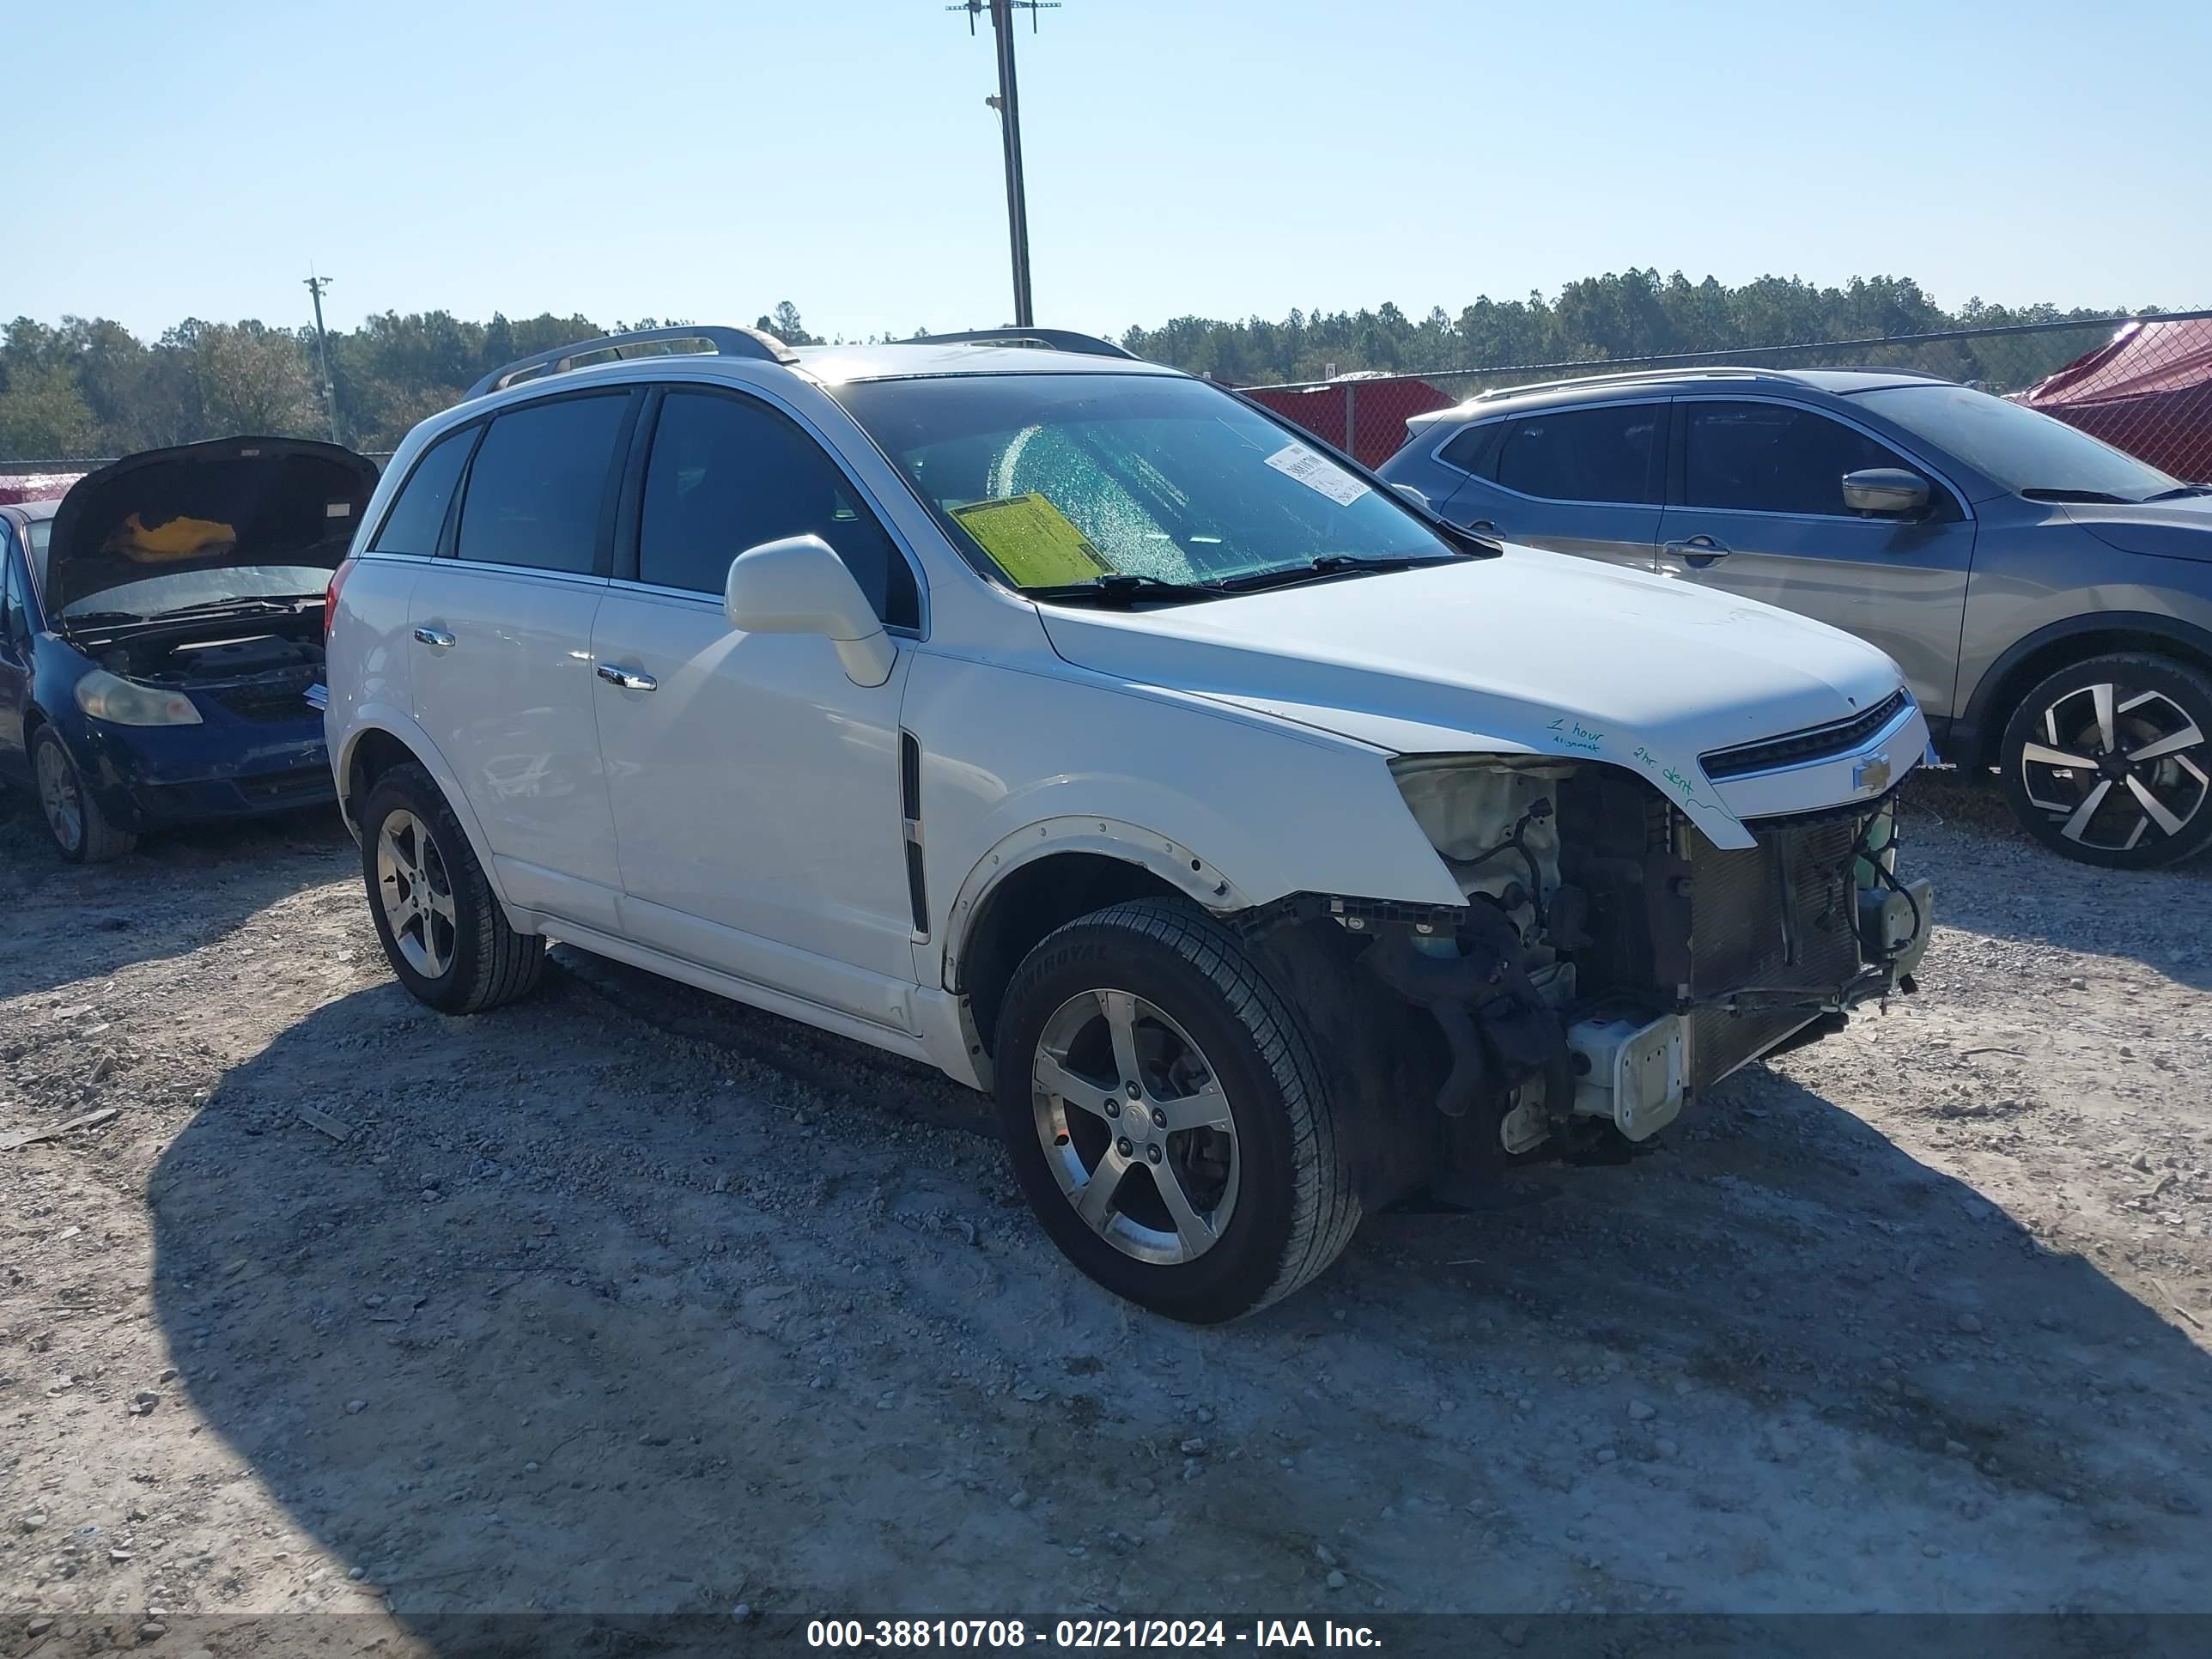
[723,534,896,688]
[1841,468,1930,518]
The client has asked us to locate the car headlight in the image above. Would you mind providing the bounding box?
[75,670,203,726]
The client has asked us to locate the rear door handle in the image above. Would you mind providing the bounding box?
[1662,536,1730,568]
[595,662,658,693]
[412,625,456,648]
[1466,519,1497,534]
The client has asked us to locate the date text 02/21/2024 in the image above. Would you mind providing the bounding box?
[805,1619,1383,1649]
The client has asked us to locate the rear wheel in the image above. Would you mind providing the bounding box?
[1999,653,2212,869]
[359,762,545,1012]
[993,899,1360,1322]
[32,727,137,864]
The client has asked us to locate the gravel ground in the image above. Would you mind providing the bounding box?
[2,771,2209,1656]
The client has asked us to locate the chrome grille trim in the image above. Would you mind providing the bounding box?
[1701,690,1912,782]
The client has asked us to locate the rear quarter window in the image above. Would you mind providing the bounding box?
[369,428,476,556]
[1437,422,1503,477]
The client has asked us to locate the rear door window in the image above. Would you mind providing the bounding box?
[369,427,475,556]
[1,539,23,642]
[1682,401,1909,517]
[455,393,631,574]
[1494,404,1662,503]
[23,519,52,598]
[637,389,919,629]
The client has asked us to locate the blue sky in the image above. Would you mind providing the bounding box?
[14,0,2209,343]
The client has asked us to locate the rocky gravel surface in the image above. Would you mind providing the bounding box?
[2,772,2209,1656]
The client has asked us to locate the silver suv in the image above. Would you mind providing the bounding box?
[1380,368,2212,867]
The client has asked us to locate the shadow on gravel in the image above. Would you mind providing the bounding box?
[550,943,994,1138]
[1424,1059,2212,1516]
[148,966,2212,1638]
[1901,770,2212,990]
[0,793,350,1002]
[145,975,1036,1638]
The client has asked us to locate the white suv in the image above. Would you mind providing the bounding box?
[325,325,1935,1322]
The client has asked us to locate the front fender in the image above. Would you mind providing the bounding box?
[941,815,1254,990]
[906,659,1471,987]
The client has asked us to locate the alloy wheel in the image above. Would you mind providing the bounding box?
[2018,681,2209,854]
[35,741,83,854]
[1030,988,1240,1266]
[375,809,459,979]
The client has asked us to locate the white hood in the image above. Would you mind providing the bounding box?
[1036,544,1914,850]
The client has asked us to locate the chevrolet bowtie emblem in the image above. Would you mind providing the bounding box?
[1854,754,1893,793]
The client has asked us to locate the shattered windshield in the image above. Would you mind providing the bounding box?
[835,372,1462,597]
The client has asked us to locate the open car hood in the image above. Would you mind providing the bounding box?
[46,436,380,619]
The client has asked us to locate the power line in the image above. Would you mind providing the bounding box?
[947,0,1060,328]
[303,271,340,445]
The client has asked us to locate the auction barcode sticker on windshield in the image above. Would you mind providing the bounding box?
[1263,441,1370,507]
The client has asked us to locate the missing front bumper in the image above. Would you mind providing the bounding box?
[1498,875,1936,1155]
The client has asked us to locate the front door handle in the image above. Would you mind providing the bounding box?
[1466,518,1498,535]
[412,625,457,649]
[1662,535,1730,568]
[595,662,658,693]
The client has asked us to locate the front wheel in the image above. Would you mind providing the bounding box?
[32,726,137,864]
[993,899,1361,1322]
[1999,653,2212,869]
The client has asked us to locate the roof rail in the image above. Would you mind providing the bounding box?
[465,325,798,401]
[1466,365,1805,404]
[910,327,1138,361]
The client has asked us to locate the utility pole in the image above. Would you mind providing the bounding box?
[950,0,1059,328]
[303,271,340,444]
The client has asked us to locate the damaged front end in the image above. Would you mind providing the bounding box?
[1250,756,1932,1191]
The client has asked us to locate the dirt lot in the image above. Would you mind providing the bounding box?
[3,772,2209,1654]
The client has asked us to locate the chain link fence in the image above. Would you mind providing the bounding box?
[2012,317,2212,483]
[1237,309,2212,475]
[0,468,93,506]
[10,313,2209,501]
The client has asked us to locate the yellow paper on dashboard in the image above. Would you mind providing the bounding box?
[951,493,1113,586]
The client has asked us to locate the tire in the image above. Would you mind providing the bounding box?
[359,762,544,1013]
[993,898,1361,1322]
[31,726,137,864]
[1999,653,2212,869]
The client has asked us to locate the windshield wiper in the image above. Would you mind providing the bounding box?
[2019,487,2131,504]
[58,609,147,627]
[1213,552,1468,592]
[1024,573,1225,608]
[137,595,319,623]
[2145,483,2212,501]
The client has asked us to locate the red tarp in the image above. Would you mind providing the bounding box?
[2015,317,2212,483]
[1237,376,1457,471]
[0,471,83,506]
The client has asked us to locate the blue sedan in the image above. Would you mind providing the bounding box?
[0,437,377,861]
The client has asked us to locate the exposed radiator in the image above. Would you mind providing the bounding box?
[1688,811,1866,1089]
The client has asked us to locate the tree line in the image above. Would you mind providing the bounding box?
[0,302,827,463]
[1115,270,2142,392]
[0,274,2145,463]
